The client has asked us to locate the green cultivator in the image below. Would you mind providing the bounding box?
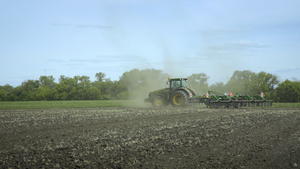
[189,91,273,108]
[144,77,273,108]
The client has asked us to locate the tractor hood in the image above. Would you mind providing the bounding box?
[149,88,169,96]
[150,87,196,98]
[144,88,169,103]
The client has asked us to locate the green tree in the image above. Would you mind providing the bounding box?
[209,82,225,93]
[54,76,78,100]
[10,86,23,101]
[95,72,106,82]
[275,80,300,102]
[188,73,209,95]
[225,70,255,94]
[36,86,52,100]
[19,80,40,100]
[77,76,91,100]
[36,76,57,100]
[0,84,14,101]
[39,75,56,88]
[113,81,128,99]
[223,70,278,99]
[92,80,115,100]
[85,87,101,100]
[249,71,279,99]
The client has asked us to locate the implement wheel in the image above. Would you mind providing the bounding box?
[171,90,188,107]
[152,95,168,108]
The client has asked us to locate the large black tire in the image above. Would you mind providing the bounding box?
[152,95,169,108]
[170,90,188,107]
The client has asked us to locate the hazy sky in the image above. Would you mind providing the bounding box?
[1,0,300,86]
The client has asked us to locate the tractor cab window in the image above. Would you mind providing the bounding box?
[171,80,180,89]
[182,80,187,88]
[171,79,187,89]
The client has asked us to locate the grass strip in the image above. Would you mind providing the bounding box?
[272,102,300,108]
[0,100,144,110]
[1,100,299,110]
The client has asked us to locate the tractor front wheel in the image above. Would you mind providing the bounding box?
[152,95,168,108]
[171,90,188,107]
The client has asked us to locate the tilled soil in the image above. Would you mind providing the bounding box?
[0,107,300,168]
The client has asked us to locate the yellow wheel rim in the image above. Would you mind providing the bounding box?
[154,98,163,106]
[173,94,183,105]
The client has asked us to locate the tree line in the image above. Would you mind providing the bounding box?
[0,69,299,102]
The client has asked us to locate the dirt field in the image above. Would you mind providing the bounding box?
[1,107,300,168]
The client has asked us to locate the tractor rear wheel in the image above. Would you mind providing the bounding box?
[171,90,188,107]
[152,95,168,107]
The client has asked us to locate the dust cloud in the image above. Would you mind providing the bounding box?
[123,68,168,107]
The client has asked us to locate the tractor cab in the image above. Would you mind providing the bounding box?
[167,77,188,90]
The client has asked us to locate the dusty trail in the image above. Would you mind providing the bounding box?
[0,107,300,168]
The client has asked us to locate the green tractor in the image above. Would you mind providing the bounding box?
[144,77,196,107]
[145,77,273,108]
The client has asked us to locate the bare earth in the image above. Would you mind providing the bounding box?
[1,107,300,168]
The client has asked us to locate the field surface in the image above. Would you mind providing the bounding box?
[1,106,300,168]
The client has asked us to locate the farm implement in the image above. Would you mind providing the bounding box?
[144,77,273,108]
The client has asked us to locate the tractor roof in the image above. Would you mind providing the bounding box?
[168,77,188,81]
